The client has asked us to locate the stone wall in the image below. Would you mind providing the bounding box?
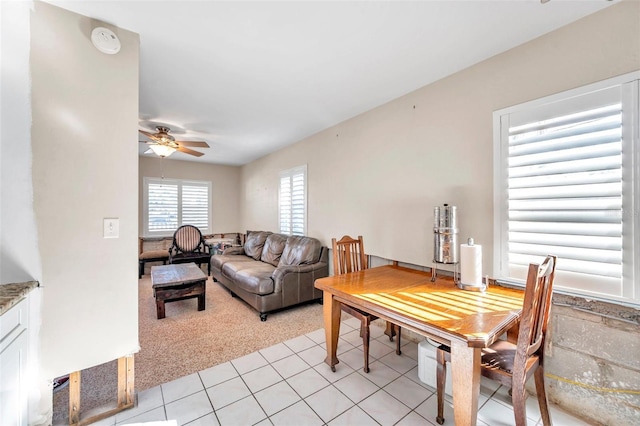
[543,296,640,425]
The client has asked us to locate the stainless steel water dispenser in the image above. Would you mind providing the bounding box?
[432,204,459,282]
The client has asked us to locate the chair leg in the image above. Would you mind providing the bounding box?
[362,320,371,373]
[511,383,529,426]
[435,347,447,425]
[534,367,552,426]
[139,261,143,279]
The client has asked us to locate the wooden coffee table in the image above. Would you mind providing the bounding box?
[151,263,207,319]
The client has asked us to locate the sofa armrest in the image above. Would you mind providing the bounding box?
[272,261,327,281]
[222,246,245,255]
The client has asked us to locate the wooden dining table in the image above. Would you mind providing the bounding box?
[314,264,525,426]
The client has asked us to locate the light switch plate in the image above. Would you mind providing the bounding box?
[104,218,119,238]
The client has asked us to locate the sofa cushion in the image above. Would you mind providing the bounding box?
[210,254,254,272]
[244,231,272,260]
[260,233,288,267]
[278,235,322,267]
[222,261,276,295]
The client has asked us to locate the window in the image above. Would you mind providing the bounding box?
[494,72,639,306]
[143,177,211,236]
[279,165,307,236]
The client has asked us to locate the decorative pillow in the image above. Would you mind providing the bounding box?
[278,236,322,267]
[260,233,288,266]
[243,231,272,260]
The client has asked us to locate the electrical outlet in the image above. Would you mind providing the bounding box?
[104,218,119,238]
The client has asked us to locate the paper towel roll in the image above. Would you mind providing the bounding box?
[460,243,482,286]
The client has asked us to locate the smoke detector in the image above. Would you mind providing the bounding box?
[91,27,121,55]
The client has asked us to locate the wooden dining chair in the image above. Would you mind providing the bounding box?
[332,235,401,373]
[435,255,557,426]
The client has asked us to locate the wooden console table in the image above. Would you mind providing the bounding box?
[151,263,206,319]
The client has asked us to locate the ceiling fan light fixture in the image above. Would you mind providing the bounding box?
[149,144,176,158]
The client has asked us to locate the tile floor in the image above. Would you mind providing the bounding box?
[79,317,593,426]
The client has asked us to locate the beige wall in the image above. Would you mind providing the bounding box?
[240,1,640,275]
[29,1,140,422]
[139,157,242,235]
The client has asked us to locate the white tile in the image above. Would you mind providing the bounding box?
[242,365,283,393]
[283,334,317,352]
[341,317,361,330]
[398,340,419,361]
[115,386,164,423]
[231,351,268,375]
[547,403,593,426]
[305,328,326,344]
[286,368,331,398]
[357,389,411,425]
[405,366,435,392]
[333,371,379,404]
[414,393,454,426]
[368,339,396,359]
[337,347,365,371]
[327,405,378,426]
[383,375,430,409]
[369,322,387,339]
[259,342,295,363]
[478,398,536,426]
[356,360,401,387]
[378,351,418,374]
[254,381,301,416]
[205,376,251,410]
[341,329,365,348]
[164,390,213,426]
[271,354,310,379]
[395,411,431,426]
[269,400,323,426]
[184,412,220,426]
[161,373,204,404]
[297,345,327,367]
[215,396,267,426]
[304,385,355,423]
[254,419,273,426]
[314,361,356,383]
[199,362,238,389]
[115,406,166,425]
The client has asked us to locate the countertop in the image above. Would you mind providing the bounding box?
[0,281,38,315]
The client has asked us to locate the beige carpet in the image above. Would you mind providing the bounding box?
[53,275,324,423]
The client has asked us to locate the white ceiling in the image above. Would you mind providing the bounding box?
[46,0,615,166]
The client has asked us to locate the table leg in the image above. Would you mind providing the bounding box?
[323,292,341,371]
[156,299,165,319]
[197,281,206,311]
[450,340,481,426]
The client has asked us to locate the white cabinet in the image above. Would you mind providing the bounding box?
[0,296,30,426]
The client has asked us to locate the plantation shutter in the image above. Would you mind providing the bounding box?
[182,182,209,229]
[501,85,624,296]
[279,165,307,236]
[148,182,178,232]
[144,177,211,236]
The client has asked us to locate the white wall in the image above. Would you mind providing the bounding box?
[240,1,640,274]
[139,157,242,234]
[27,2,139,423]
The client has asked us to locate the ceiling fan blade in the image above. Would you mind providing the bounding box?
[176,146,205,157]
[139,129,161,141]
[176,140,209,148]
[143,148,153,154]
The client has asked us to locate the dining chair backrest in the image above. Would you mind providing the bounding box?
[172,224,206,254]
[514,255,557,375]
[331,235,367,275]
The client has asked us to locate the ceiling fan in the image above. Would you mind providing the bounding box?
[139,126,209,158]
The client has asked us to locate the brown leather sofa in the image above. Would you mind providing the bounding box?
[211,231,329,321]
